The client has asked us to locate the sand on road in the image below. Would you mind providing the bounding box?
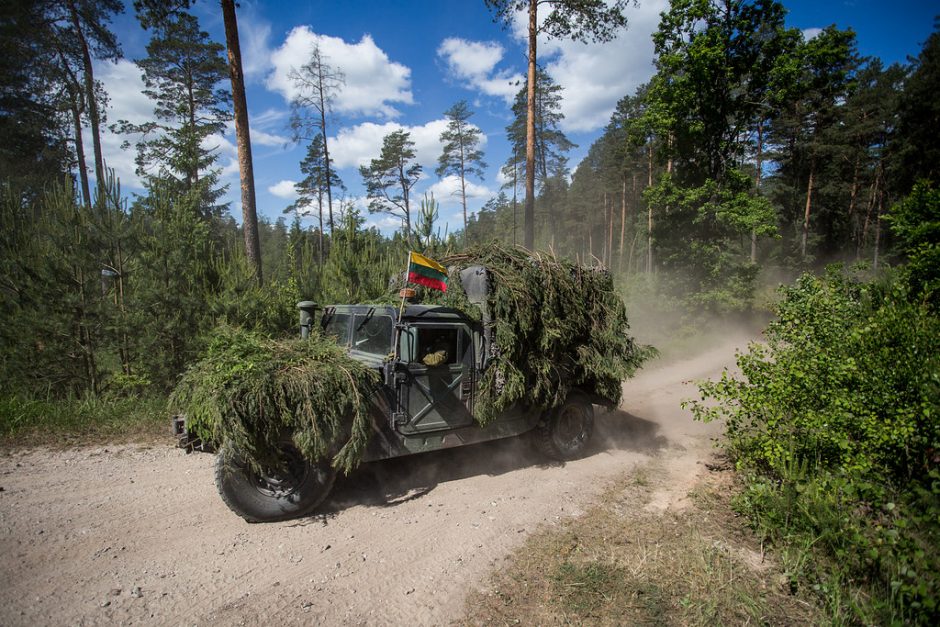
[0,337,749,626]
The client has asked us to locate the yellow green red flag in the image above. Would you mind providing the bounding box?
[407,251,448,292]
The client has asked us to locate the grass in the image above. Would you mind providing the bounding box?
[0,394,171,448]
[461,462,823,626]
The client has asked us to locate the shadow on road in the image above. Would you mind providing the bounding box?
[594,409,669,455]
[309,407,667,521]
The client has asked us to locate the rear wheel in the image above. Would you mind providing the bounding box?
[214,441,335,523]
[535,395,594,461]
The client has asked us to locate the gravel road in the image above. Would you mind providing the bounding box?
[0,337,747,626]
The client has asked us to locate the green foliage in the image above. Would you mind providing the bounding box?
[438,244,655,423]
[208,245,298,336]
[689,270,940,622]
[0,393,167,445]
[485,1,629,44]
[889,180,940,305]
[895,21,940,192]
[412,192,445,254]
[170,324,381,473]
[645,171,773,312]
[359,130,422,239]
[320,208,398,305]
[115,9,230,217]
[128,180,217,387]
[437,100,487,233]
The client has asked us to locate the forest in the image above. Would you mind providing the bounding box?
[1,0,938,622]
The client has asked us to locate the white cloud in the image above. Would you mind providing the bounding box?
[251,127,290,147]
[268,179,299,199]
[426,175,492,205]
[222,120,290,148]
[437,38,523,102]
[505,0,667,133]
[329,118,453,171]
[238,5,274,81]
[363,214,405,231]
[267,27,413,118]
[93,59,156,189]
[802,27,823,41]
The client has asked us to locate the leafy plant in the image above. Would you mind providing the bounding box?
[689,269,940,623]
[170,324,380,473]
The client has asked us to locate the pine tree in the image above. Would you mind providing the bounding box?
[291,135,345,264]
[116,9,231,218]
[289,44,345,235]
[504,70,574,246]
[895,21,940,194]
[436,101,487,235]
[485,0,629,249]
[359,130,422,244]
[221,0,262,284]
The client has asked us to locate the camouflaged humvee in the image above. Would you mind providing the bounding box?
[174,267,606,523]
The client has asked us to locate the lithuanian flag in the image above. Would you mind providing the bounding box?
[407,251,448,292]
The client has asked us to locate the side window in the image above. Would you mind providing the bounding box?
[415,327,459,366]
[322,313,351,346]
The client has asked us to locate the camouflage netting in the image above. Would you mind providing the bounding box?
[430,244,655,424]
[171,245,654,472]
[170,325,380,473]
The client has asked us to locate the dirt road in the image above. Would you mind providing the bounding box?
[0,337,748,626]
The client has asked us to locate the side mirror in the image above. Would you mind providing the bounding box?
[297,301,319,339]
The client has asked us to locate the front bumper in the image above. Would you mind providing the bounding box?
[171,415,214,453]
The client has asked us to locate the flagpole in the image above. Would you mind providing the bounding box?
[398,251,411,321]
[393,251,411,365]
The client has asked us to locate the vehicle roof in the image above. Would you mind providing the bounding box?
[323,303,472,322]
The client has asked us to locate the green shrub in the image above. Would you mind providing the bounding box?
[689,269,940,623]
[169,324,381,473]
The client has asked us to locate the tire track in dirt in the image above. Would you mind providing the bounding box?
[0,336,749,626]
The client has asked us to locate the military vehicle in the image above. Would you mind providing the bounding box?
[174,266,615,523]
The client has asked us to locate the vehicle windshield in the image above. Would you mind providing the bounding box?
[351,312,393,356]
[322,312,351,346]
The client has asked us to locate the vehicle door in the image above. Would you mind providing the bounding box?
[398,323,474,433]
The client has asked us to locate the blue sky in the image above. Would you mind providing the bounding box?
[95,0,938,235]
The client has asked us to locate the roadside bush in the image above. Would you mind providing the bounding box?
[690,269,940,624]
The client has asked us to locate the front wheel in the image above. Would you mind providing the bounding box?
[535,395,594,461]
[214,441,336,523]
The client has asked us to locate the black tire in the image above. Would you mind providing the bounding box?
[535,394,594,461]
[214,441,336,523]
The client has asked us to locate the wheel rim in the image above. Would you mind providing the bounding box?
[250,447,309,498]
[554,405,589,452]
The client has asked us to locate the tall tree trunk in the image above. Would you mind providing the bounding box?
[523,0,537,250]
[457,118,468,237]
[186,79,199,188]
[317,192,324,266]
[630,172,638,274]
[619,177,627,273]
[511,151,518,246]
[115,235,131,376]
[847,155,860,259]
[860,167,878,255]
[647,142,654,274]
[751,120,763,262]
[68,1,104,189]
[316,64,335,234]
[68,88,91,208]
[801,159,815,261]
[873,183,884,270]
[222,0,263,284]
[862,159,883,263]
[606,192,614,267]
[400,162,412,244]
